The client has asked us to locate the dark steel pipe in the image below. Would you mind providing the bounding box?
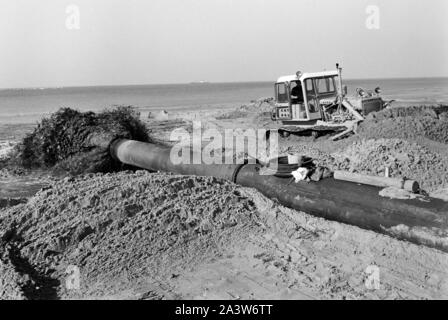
[111,139,448,252]
[110,139,240,180]
[236,165,448,251]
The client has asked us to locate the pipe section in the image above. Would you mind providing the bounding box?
[111,139,448,252]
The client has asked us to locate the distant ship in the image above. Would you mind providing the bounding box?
[189,80,210,84]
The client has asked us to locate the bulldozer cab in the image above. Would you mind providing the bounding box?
[274,71,339,123]
[271,65,390,139]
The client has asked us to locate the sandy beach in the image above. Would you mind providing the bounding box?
[1,99,448,300]
[1,0,447,308]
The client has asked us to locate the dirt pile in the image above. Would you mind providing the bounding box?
[359,105,448,144]
[243,97,275,113]
[366,105,448,120]
[0,246,28,300]
[0,171,259,298]
[277,106,448,192]
[2,104,448,299]
[9,106,149,174]
[2,170,447,299]
[329,139,448,192]
[283,138,448,192]
[216,97,274,120]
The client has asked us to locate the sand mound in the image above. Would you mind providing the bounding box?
[243,97,275,112]
[10,106,149,174]
[332,139,448,192]
[366,105,448,121]
[216,97,274,120]
[0,171,259,298]
[284,138,448,192]
[2,104,448,299]
[2,170,448,299]
[360,106,448,144]
[279,106,448,192]
[0,247,28,300]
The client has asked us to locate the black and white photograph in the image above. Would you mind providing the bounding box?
[0,0,448,305]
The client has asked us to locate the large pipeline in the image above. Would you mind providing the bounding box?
[110,139,448,253]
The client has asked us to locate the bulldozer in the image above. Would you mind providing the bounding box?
[270,63,393,140]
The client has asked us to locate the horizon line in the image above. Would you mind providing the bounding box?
[1,75,447,91]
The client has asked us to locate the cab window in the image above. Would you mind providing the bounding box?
[305,79,315,95]
[328,78,335,92]
[276,83,288,103]
[316,77,336,94]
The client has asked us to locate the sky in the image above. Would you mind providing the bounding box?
[0,0,447,88]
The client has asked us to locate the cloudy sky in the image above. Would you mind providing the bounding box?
[0,0,447,88]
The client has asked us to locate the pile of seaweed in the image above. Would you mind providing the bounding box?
[10,106,150,174]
